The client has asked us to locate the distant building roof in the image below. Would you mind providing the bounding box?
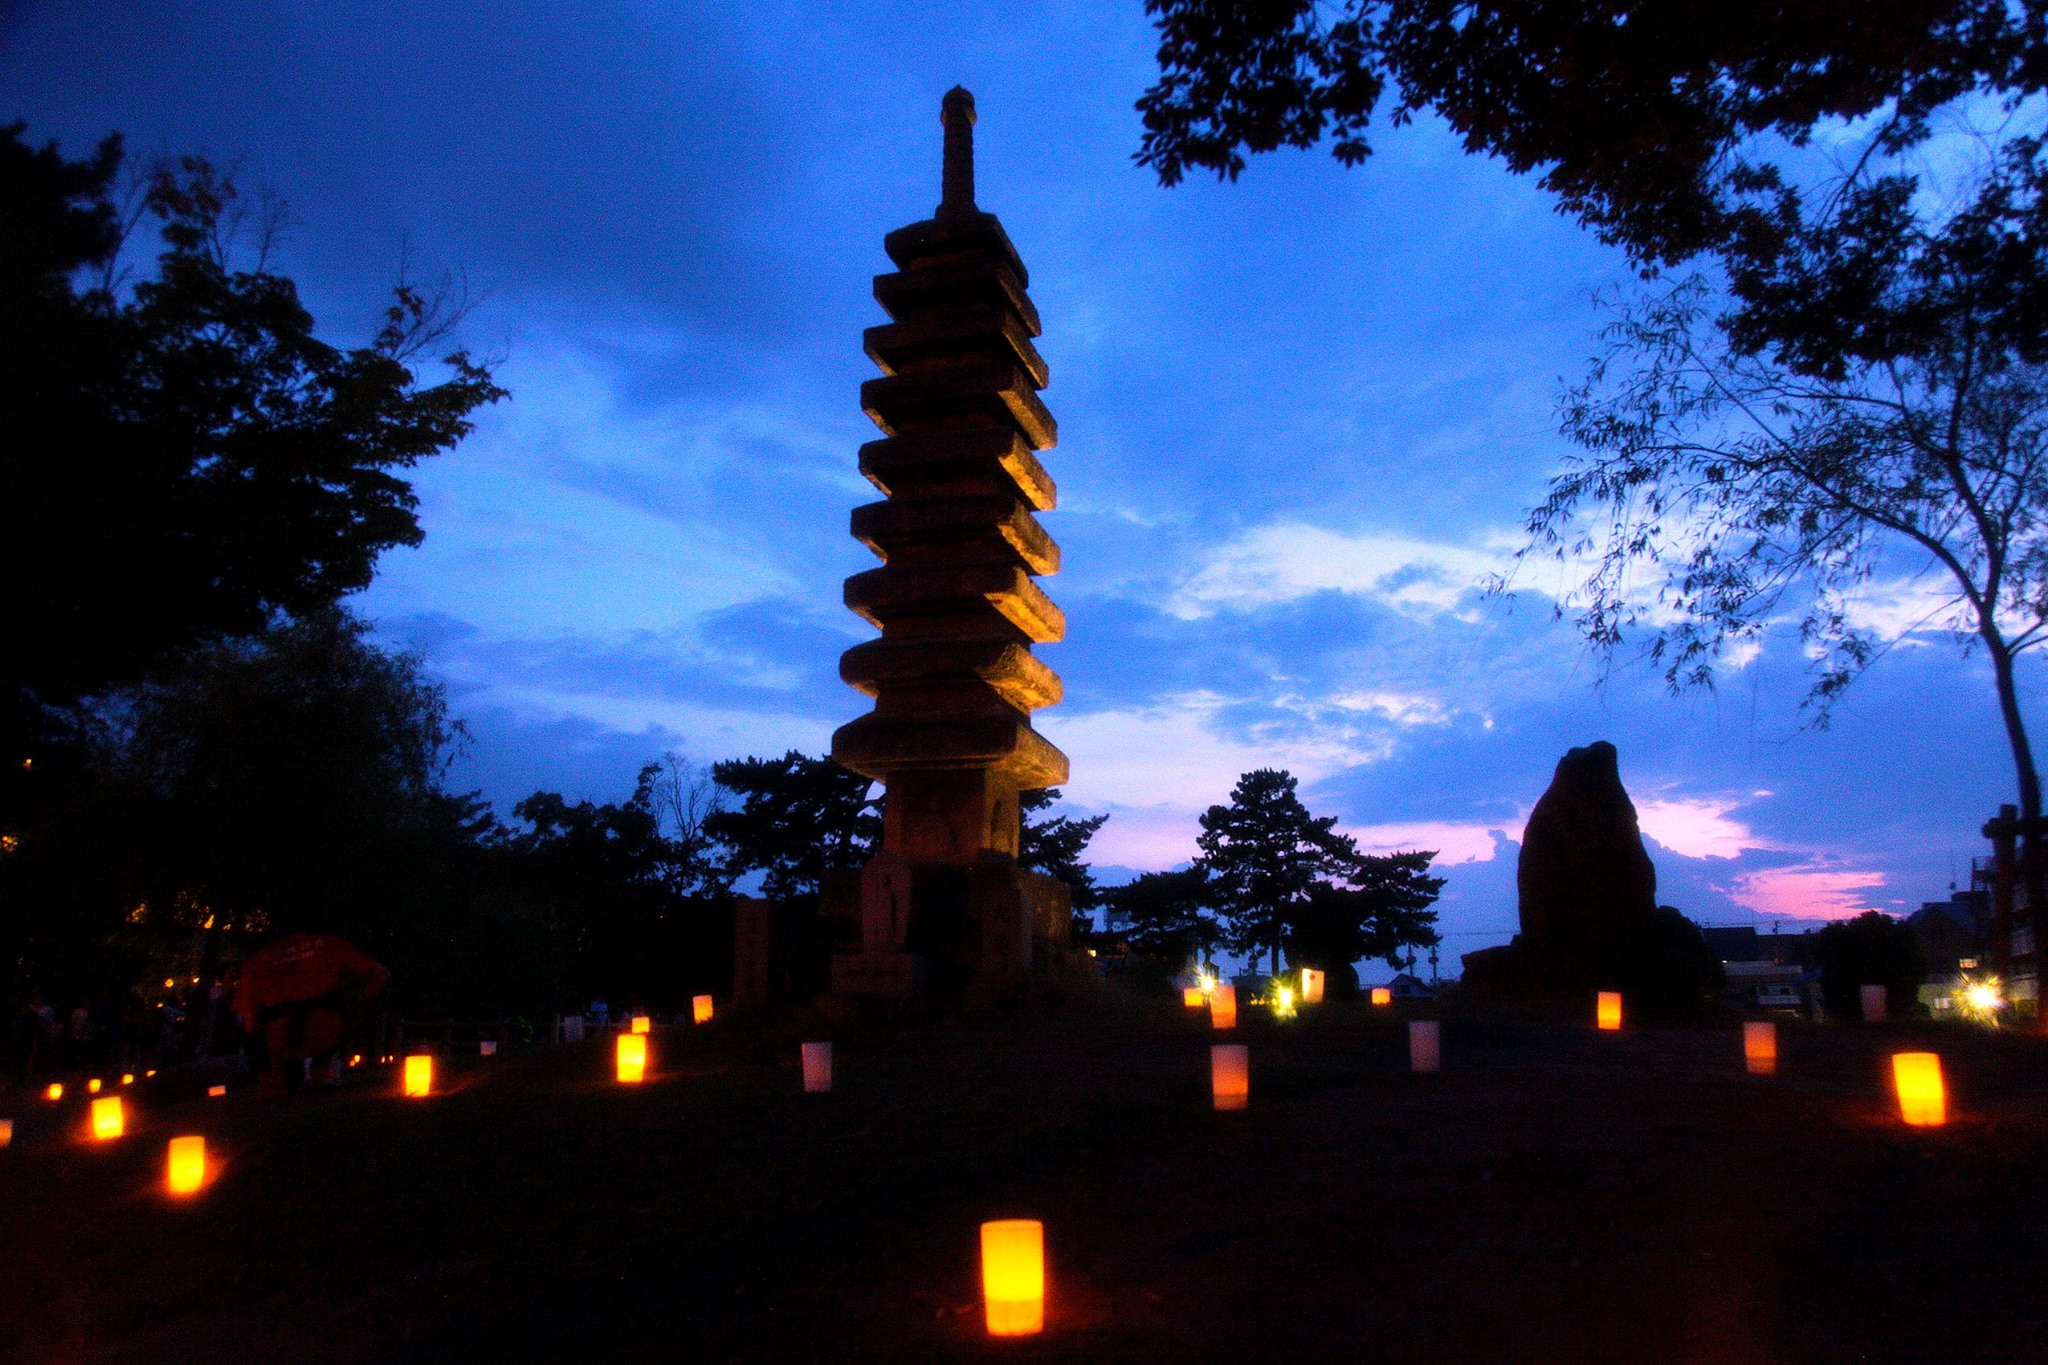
[1701,926,1764,963]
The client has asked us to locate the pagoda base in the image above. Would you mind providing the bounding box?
[828,855,1071,1005]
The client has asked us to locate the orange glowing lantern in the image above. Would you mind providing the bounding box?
[692,995,714,1024]
[402,1054,433,1098]
[1861,984,1887,1023]
[167,1136,206,1195]
[1211,1044,1249,1110]
[121,1074,134,1086]
[1183,986,1205,1007]
[1370,987,1392,1007]
[1210,983,1237,1030]
[980,1219,1045,1337]
[1409,1020,1441,1073]
[87,1078,101,1094]
[44,1083,62,1102]
[1892,1051,1946,1126]
[1743,1021,1777,1075]
[802,1041,833,1093]
[630,1015,651,1034]
[478,1041,496,1057]
[1301,968,1325,1004]
[0,1119,12,1148]
[1597,991,1623,1031]
[616,1032,647,1084]
[90,1095,124,1140]
[207,1084,226,1098]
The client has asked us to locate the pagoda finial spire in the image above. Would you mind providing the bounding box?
[938,86,977,219]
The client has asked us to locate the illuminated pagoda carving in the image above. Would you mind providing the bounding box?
[829,87,1072,1002]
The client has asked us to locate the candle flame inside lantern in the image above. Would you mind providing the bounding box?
[1597,991,1623,1031]
[1893,1051,1946,1126]
[616,1032,647,1084]
[1209,983,1237,1030]
[802,1041,833,1093]
[692,995,713,1024]
[630,1015,650,1034]
[1211,1044,1249,1110]
[403,1055,433,1098]
[1410,1020,1441,1073]
[44,1083,62,1101]
[90,1095,123,1140]
[1743,1021,1777,1075]
[167,1136,205,1195]
[1301,967,1325,1004]
[1371,987,1392,1007]
[980,1219,1045,1337]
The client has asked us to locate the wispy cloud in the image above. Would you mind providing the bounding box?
[1164,523,1511,621]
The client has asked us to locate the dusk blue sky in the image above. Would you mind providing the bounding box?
[8,1,2036,961]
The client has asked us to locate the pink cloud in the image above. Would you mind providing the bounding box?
[1634,797,1772,860]
[1730,865,1887,921]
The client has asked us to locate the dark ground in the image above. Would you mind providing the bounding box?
[5,989,2047,1364]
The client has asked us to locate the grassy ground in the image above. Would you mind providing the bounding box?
[5,987,2048,1363]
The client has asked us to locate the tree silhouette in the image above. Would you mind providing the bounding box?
[1195,769,1355,975]
[707,752,880,900]
[1018,787,1109,933]
[0,126,502,829]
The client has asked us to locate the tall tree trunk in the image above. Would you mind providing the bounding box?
[1986,638,2047,1026]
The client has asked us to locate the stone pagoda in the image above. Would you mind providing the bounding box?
[828,87,1073,1002]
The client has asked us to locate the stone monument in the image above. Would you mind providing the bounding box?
[827,88,1073,1003]
[1462,741,1719,1017]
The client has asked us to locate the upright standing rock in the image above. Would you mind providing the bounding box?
[1518,740,1659,951]
[1463,740,1719,1017]
[828,89,1072,1003]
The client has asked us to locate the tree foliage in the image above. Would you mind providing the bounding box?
[705,752,879,900]
[1813,910,1929,1021]
[1106,867,1223,968]
[0,124,503,825]
[1136,0,2042,280]
[1019,787,1110,925]
[1189,768,1440,977]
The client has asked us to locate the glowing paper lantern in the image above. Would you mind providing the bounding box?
[980,1219,1046,1337]
[0,1119,12,1148]
[1409,1020,1441,1074]
[87,1078,101,1094]
[1210,983,1237,1030]
[1370,987,1392,1007]
[1597,991,1623,1031]
[1211,1044,1249,1110]
[692,995,714,1024]
[121,1074,134,1085]
[1861,984,1887,1023]
[802,1041,833,1093]
[167,1136,205,1195]
[1183,986,1204,1008]
[1893,1051,1946,1126]
[1743,1021,1777,1075]
[90,1096,124,1140]
[616,1032,647,1084]
[44,1083,61,1102]
[478,1041,496,1057]
[402,1054,433,1098]
[207,1084,226,1098]
[1301,968,1325,1004]
[630,1015,651,1034]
